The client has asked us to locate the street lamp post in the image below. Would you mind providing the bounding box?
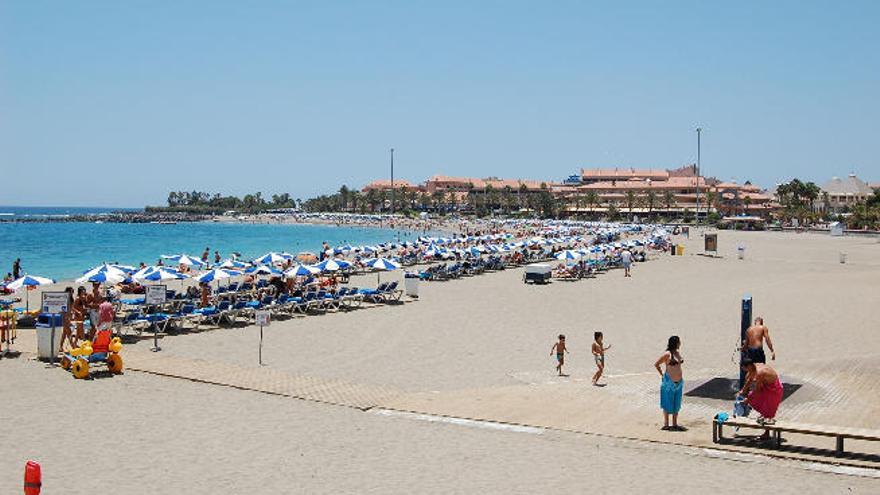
[695,127,702,224]
[390,148,395,215]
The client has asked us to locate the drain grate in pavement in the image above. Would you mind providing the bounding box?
[685,377,801,402]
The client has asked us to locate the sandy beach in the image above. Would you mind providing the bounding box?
[2,229,879,493]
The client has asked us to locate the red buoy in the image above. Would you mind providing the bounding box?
[24,460,41,495]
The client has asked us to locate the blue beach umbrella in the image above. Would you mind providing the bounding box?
[246,265,284,276]
[7,275,56,312]
[86,271,127,284]
[254,252,293,265]
[195,268,241,283]
[161,254,206,268]
[364,257,400,284]
[365,257,400,271]
[556,250,582,261]
[284,264,321,278]
[77,264,128,284]
[218,258,249,270]
[314,258,352,272]
[137,267,188,282]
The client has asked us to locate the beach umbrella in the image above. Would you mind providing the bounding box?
[254,252,293,265]
[364,257,400,284]
[76,264,128,284]
[284,264,321,278]
[365,258,400,271]
[137,267,188,282]
[218,258,249,269]
[84,271,127,285]
[314,258,351,272]
[7,275,55,312]
[195,268,241,283]
[246,265,284,276]
[556,250,582,261]
[162,254,206,268]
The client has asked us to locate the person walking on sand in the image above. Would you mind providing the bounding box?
[738,358,784,439]
[591,331,611,385]
[551,334,569,376]
[654,335,685,431]
[743,317,775,363]
[620,248,633,277]
[12,258,22,279]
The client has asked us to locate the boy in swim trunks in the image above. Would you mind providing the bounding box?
[591,331,612,385]
[550,334,569,376]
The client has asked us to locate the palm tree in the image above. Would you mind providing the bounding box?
[663,190,676,215]
[585,190,599,216]
[704,190,717,216]
[625,190,636,218]
[646,189,657,218]
[338,185,350,211]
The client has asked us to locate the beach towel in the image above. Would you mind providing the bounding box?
[748,377,783,419]
[660,373,683,414]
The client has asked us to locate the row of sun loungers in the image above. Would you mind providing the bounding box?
[116,282,403,338]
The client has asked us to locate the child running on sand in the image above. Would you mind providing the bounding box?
[550,334,569,376]
[591,331,611,385]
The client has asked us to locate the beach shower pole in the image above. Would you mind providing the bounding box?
[695,127,702,225]
[740,294,752,388]
[390,148,395,215]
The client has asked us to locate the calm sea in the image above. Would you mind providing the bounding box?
[1,208,415,280]
[0,205,141,218]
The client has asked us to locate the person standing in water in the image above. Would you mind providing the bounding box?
[654,335,685,431]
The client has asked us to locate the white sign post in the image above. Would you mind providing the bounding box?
[42,291,68,365]
[255,310,270,366]
[145,285,167,352]
[145,284,167,305]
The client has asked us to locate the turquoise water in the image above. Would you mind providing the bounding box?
[1,221,415,281]
[0,205,141,218]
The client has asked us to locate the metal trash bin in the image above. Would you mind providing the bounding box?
[839,252,847,264]
[36,323,63,360]
[737,245,745,260]
[404,272,419,298]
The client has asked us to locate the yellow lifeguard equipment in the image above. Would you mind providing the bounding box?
[107,353,124,374]
[72,358,90,379]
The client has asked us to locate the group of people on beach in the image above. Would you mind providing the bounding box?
[550,316,783,434]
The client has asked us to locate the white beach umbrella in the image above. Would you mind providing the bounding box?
[137,267,188,282]
[76,264,128,284]
[218,259,249,270]
[254,252,293,265]
[556,250,582,261]
[7,275,56,312]
[246,265,284,276]
[365,258,400,271]
[284,264,321,278]
[195,268,241,283]
[364,257,400,284]
[162,254,206,267]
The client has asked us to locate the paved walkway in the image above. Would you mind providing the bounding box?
[125,350,403,410]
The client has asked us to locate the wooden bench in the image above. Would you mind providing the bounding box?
[713,417,880,456]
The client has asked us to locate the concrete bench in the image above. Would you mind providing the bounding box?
[713,417,880,456]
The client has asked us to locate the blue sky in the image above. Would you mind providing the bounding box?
[2,1,878,207]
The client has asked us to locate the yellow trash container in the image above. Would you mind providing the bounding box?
[676,244,685,256]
